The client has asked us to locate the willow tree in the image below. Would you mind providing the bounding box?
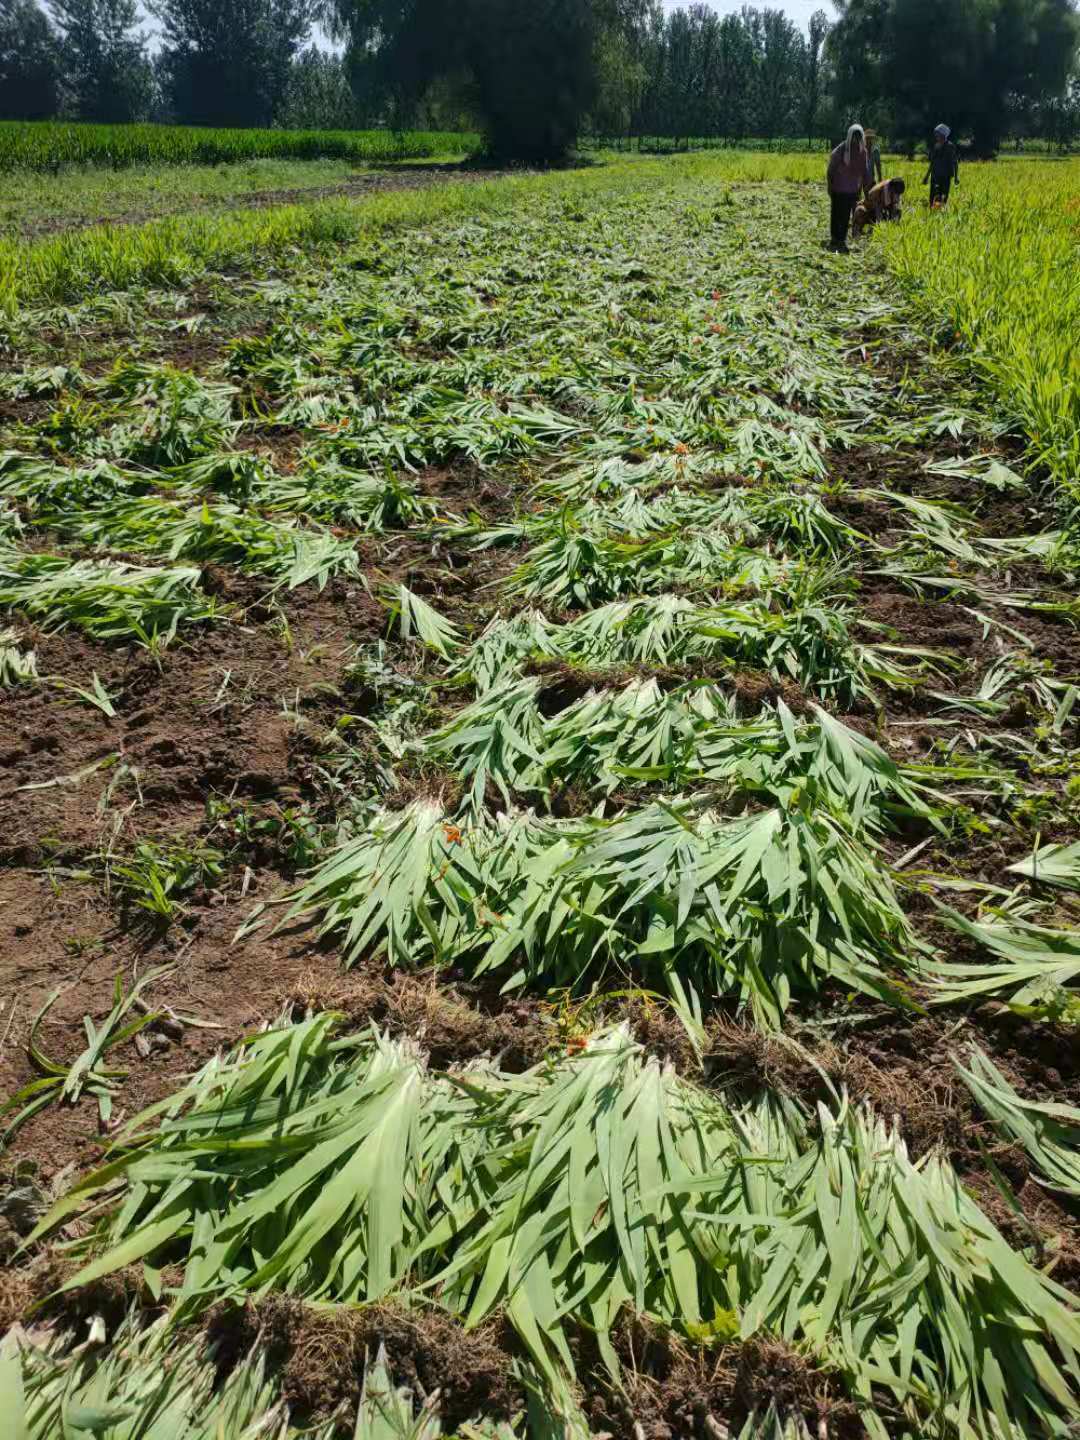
[322,0,655,159]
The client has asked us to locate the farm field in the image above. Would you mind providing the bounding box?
[0,157,491,241]
[1,154,1079,1438]
[0,122,480,175]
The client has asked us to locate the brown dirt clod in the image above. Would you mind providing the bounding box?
[216,1296,522,1431]
[585,1315,865,1440]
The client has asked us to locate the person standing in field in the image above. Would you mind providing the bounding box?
[826,124,867,253]
[924,124,960,205]
[864,129,883,191]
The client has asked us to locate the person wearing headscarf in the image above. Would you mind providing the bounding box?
[826,123,866,253]
[923,123,960,204]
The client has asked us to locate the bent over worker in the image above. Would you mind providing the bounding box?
[852,176,906,237]
[826,124,867,253]
[924,123,959,204]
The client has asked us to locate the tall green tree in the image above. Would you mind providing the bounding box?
[829,0,1079,152]
[634,4,813,141]
[638,4,736,137]
[712,12,756,136]
[323,0,653,159]
[591,0,661,133]
[0,0,61,118]
[745,6,807,138]
[805,8,829,143]
[467,0,604,159]
[278,44,357,128]
[150,0,316,127]
[1040,67,1080,147]
[46,0,150,121]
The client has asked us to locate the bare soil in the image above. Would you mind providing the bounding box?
[1,418,1078,1237]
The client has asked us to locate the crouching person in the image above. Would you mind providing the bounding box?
[852,177,906,238]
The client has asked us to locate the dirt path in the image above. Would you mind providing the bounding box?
[12,165,524,241]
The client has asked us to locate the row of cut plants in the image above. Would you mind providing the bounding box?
[1,166,1079,1436]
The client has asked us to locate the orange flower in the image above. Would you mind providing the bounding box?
[674,442,689,456]
[443,824,462,845]
[711,290,721,300]
[566,1035,587,1052]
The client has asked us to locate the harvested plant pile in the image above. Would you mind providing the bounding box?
[1,164,1079,1438]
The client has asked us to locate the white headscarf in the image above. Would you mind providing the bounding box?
[844,124,866,166]
[934,123,951,139]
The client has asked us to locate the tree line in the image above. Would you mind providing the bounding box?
[0,0,325,129]
[609,5,832,145]
[613,0,1078,153]
[1,0,1077,156]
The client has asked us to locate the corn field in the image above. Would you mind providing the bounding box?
[0,154,1079,1439]
[0,121,478,174]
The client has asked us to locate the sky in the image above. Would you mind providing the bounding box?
[136,1,825,50]
[134,5,337,50]
[662,0,824,33]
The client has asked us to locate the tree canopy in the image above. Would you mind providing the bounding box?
[631,5,829,143]
[1,0,1078,155]
[322,0,657,159]
[46,0,151,123]
[829,0,1079,152]
[150,0,316,127]
[0,0,62,118]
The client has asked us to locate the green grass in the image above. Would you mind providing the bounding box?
[0,151,925,315]
[0,156,401,237]
[877,158,1080,492]
[0,167,596,314]
[6,1311,586,1438]
[0,547,218,648]
[0,120,478,174]
[253,794,924,1027]
[0,970,165,1145]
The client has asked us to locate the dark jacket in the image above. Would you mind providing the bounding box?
[928,140,959,180]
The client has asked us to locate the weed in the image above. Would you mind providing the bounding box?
[100,839,226,928]
[0,970,167,1145]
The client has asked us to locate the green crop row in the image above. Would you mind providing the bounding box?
[4,152,1080,1440]
[0,121,478,174]
[877,158,1080,493]
[0,154,891,314]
